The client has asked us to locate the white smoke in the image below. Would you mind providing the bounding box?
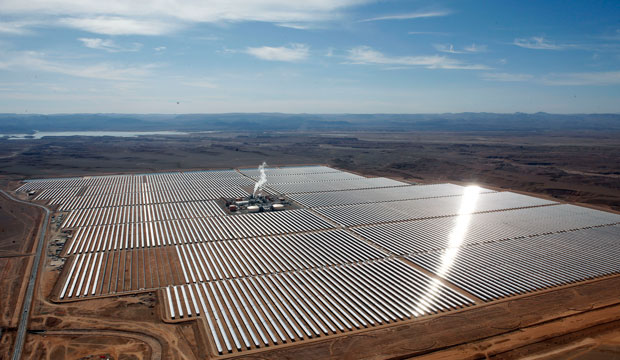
[253,161,267,196]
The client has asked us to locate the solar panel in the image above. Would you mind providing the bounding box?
[317,191,557,226]
[162,259,473,354]
[353,204,620,255]
[288,183,495,208]
[407,225,620,301]
[267,177,408,194]
[20,166,620,355]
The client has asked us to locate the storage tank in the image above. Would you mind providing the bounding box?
[272,204,285,211]
[247,205,260,213]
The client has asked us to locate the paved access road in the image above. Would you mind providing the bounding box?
[0,190,50,360]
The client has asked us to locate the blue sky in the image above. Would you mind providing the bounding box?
[0,0,619,113]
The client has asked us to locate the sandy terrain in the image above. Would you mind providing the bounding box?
[21,331,153,360]
[1,130,620,359]
[0,191,43,356]
[1,131,618,212]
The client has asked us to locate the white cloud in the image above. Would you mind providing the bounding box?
[0,1,371,35]
[361,10,450,22]
[245,43,310,62]
[0,51,157,81]
[464,43,487,53]
[346,46,489,70]
[0,20,37,34]
[513,36,566,50]
[78,38,142,52]
[60,16,177,36]
[276,23,311,30]
[481,72,533,82]
[434,43,487,54]
[434,44,463,54]
[154,46,166,51]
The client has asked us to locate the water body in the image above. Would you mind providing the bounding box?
[2,130,213,140]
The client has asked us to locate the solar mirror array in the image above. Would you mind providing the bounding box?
[17,165,620,356]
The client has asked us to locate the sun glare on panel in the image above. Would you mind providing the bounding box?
[414,185,480,315]
[437,185,480,277]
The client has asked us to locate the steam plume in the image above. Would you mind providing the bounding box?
[253,162,267,196]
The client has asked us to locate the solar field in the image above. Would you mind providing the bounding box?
[16,165,620,357]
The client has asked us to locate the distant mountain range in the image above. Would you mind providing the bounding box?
[1,112,619,133]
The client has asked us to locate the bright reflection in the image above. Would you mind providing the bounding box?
[412,185,480,316]
[437,185,480,276]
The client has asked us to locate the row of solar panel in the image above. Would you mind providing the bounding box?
[18,169,249,191]
[58,229,389,301]
[316,191,557,227]
[19,165,338,192]
[288,183,495,208]
[172,230,386,282]
[62,200,225,228]
[163,259,473,354]
[65,209,334,254]
[17,175,138,191]
[354,204,620,255]
[408,224,620,301]
[56,187,248,211]
[239,165,339,178]
[81,176,255,196]
[267,177,408,194]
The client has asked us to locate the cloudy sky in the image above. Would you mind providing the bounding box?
[1,0,619,113]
